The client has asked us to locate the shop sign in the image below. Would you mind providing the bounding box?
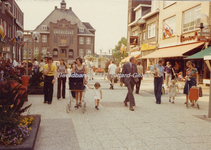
[180,32,198,43]
[148,42,158,47]
[0,37,6,43]
[130,36,138,45]
[130,46,140,52]
[141,43,156,51]
[3,47,10,52]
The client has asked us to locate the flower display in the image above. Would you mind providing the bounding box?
[0,81,33,146]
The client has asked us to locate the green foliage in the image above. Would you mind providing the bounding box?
[0,81,32,134]
[112,37,128,64]
[29,71,44,89]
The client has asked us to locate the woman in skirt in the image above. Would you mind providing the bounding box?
[183,61,199,106]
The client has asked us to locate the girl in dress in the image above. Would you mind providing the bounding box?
[86,82,102,110]
[169,80,179,103]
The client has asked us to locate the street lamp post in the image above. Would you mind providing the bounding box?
[15,30,40,76]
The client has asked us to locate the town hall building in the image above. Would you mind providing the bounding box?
[24,0,96,64]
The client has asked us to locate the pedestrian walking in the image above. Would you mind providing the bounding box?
[57,59,67,99]
[43,57,57,104]
[86,82,102,110]
[135,59,143,94]
[165,61,172,88]
[120,56,138,111]
[151,59,165,104]
[169,80,179,103]
[87,58,94,80]
[33,58,39,73]
[183,61,199,106]
[71,57,88,108]
[173,61,180,74]
[108,61,118,89]
[39,59,45,72]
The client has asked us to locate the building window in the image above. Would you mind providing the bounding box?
[60,49,66,57]
[42,25,47,30]
[139,33,142,42]
[152,0,159,11]
[79,37,84,44]
[34,47,39,56]
[42,35,47,43]
[135,8,142,21]
[148,23,155,38]
[183,5,201,33]
[53,49,58,58]
[86,37,91,45]
[164,1,176,8]
[42,47,47,55]
[68,49,74,58]
[79,28,84,32]
[163,16,176,39]
[143,32,145,40]
[86,49,91,55]
[79,49,84,57]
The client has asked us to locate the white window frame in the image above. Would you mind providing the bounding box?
[86,37,91,45]
[79,37,84,44]
[148,23,155,38]
[164,1,176,8]
[34,47,39,55]
[79,28,84,32]
[79,49,84,57]
[42,25,47,30]
[135,8,142,21]
[182,5,201,33]
[42,35,47,43]
[42,47,47,55]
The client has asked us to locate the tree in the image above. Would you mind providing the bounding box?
[112,37,128,64]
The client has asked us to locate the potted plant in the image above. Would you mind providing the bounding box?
[27,71,44,94]
[0,81,33,146]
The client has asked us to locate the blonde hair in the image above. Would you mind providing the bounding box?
[186,61,195,67]
[171,80,176,84]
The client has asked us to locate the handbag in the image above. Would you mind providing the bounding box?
[198,86,203,97]
[69,74,85,90]
[161,85,165,95]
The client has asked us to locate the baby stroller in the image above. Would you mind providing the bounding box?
[66,74,87,114]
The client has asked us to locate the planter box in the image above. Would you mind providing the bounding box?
[0,115,41,150]
[27,88,44,95]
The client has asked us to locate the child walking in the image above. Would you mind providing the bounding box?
[169,80,179,103]
[86,82,102,110]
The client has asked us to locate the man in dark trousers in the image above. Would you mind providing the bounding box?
[150,59,165,104]
[120,56,138,111]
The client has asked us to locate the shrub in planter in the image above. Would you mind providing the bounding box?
[0,81,33,146]
[28,71,44,89]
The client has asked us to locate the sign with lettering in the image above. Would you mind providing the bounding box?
[197,36,210,42]
[141,43,156,51]
[180,32,198,43]
[3,47,10,52]
[130,46,140,52]
[130,36,138,45]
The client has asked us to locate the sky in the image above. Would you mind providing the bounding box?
[15,0,128,54]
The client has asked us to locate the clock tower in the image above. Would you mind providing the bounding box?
[60,0,66,10]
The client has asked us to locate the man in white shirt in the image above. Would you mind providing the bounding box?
[108,61,118,89]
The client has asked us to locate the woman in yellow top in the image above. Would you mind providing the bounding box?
[43,57,57,104]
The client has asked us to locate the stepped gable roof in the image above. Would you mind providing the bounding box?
[33,8,94,36]
[82,22,96,31]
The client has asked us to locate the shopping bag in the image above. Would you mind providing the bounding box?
[198,86,203,97]
[69,74,85,90]
[161,85,165,95]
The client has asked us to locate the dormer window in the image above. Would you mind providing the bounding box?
[79,28,84,32]
[42,25,47,30]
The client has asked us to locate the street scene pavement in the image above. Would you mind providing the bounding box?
[23,75,211,150]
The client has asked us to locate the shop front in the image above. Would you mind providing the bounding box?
[0,39,12,60]
[141,43,157,74]
[142,42,205,82]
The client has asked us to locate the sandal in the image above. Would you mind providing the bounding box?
[184,102,187,104]
[78,102,82,107]
[74,105,78,108]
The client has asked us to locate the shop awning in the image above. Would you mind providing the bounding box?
[142,42,204,59]
[121,54,140,63]
[185,46,211,59]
